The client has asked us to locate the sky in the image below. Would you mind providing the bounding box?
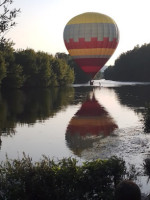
[5,0,150,65]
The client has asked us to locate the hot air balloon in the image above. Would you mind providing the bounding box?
[63,12,119,83]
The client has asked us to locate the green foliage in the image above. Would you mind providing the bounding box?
[0,155,126,200]
[0,51,6,83]
[55,52,90,83]
[55,52,69,62]
[0,0,20,38]
[35,51,52,87]
[104,43,150,82]
[0,45,74,89]
[51,58,74,86]
[2,63,25,88]
[68,58,90,84]
[15,49,37,87]
[15,49,51,87]
[0,39,25,88]
[14,49,74,88]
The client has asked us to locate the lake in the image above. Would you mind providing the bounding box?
[1,79,150,193]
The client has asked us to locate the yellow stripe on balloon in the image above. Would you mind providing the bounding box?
[67,12,115,25]
[68,48,115,56]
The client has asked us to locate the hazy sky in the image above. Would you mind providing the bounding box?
[6,0,150,65]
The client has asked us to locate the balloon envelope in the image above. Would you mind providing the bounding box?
[63,12,119,79]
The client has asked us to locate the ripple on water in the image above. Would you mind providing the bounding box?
[81,126,150,194]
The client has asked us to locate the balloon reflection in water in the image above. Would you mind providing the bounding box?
[65,93,118,156]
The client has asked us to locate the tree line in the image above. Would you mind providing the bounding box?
[104,43,150,82]
[0,40,74,88]
[0,1,75,89]
[0,1,91,88]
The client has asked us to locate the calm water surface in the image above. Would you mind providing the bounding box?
[1,79,150,193]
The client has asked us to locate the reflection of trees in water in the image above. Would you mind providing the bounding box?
[0,87,75,139]
[66,93,118,156]
[111,85,150,134]
[73,87,99,104]
[113,85,150,113]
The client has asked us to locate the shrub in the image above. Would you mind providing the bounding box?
[0,155,126,200]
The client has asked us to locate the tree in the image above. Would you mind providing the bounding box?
[0,0,21,87]
[35,51,53,87]
[55,52,69,62]
[0,51,6,83]
[55,52,90,84]
[1,40,25,88]
[1,63,25,88]
[51,58,74,86]
[104,43,150,82]
[15,49,38,87]
[0,0,20,39]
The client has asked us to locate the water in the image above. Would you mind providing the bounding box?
[1,79,150,194]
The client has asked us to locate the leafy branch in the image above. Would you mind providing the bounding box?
[0,0,20,36]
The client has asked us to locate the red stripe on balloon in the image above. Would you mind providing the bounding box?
[74,58,108,67]
[80,66,101,73]
[80,66,101,78]
[64,37,118,49]
[74,57,108,78]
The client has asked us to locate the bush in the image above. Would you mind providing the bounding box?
[0,155,126,200]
